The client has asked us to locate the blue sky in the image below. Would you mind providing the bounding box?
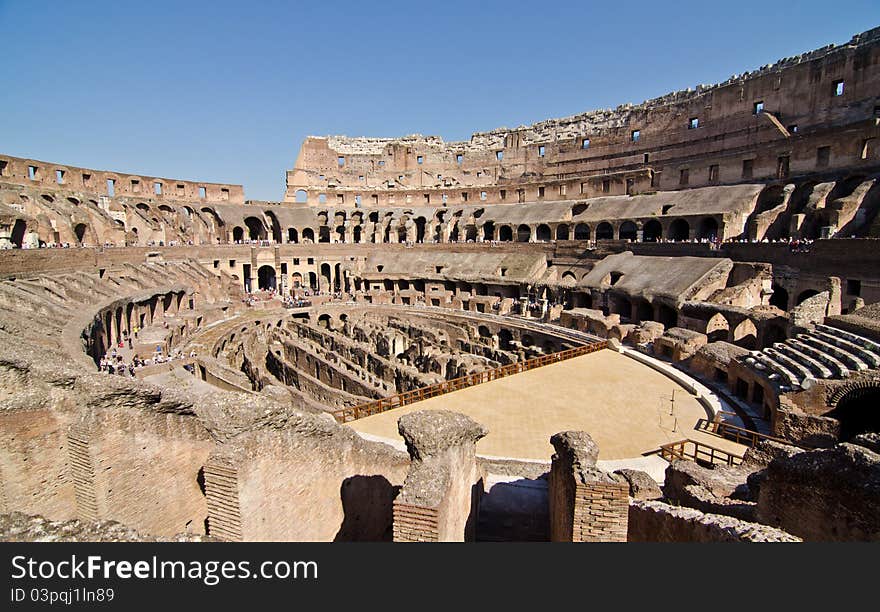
[1,1,878,200]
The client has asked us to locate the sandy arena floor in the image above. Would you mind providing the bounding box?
[351,349,730,461]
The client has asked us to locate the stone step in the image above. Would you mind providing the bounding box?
[764,348,814,382]
[788,339,850,378]
[815,324,880,357]
[807,332,875,369]
[773,342,833,378]
[749,352,800,389]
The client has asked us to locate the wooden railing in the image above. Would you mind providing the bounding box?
[659,439,744,467]
[709,420,788,447]
[331,341,608,423]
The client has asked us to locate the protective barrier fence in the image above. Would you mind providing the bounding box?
[332,341,608,423]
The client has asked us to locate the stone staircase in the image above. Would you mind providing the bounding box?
[744,324,880,392]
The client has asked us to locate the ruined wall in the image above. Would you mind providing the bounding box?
[627,500,801,542]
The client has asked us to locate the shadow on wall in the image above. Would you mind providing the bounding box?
[333,475,401,542]
[476,476,549,542]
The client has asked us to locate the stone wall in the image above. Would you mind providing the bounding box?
[392,411,487,542]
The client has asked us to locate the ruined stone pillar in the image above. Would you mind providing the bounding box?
[548,431,629,542]
[393,410,487,542]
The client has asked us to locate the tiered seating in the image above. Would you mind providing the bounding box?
[747,324,880,390]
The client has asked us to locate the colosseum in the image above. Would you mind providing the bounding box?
[1,27,879,543]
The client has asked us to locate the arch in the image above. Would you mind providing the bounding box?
[498,226,513,242]
[337,225,347,243]
[595,222,614,240]
[232,226,244,242]
[244,216,266,240]
[618,221,638,241]
[318,314,332,329]
[516,224,531,242]
[288,228,299,243]
[353,226,362,243]
[11,219,26,247]
[668,219,690,241]
[257,265,276,291]
[478,325,492,338]
[706,313,730,343]
[265,211,282,243]
[498,328,513,350]
[556,224,569,240]
[397,225,408,243]
[73,223,88,244]
[796,289,821,305]
[561,271,578,286]
[643,219,662,242]
[294,189,308,203]
[828,384,880,441]
[415,217,427,243]
[756,184,787,213]
[732,319,758,349]
[319,226,331,243]
[320,263,332,290]
[291,272,303,288]
[302,228,315,243]
[657,304,678,329]
[574,223,590,240]
[308,271,318,290]
[635,300,653,323]
[770,284,789,310]
[536,224,552,241]
[465,225,477,242]
[698,217,719,240]
[482,221,495,241]
[521,334,535,347]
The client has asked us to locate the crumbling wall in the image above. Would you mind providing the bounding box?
[627,500,801,542]
[392,410,487,542]
[548,431,629,542]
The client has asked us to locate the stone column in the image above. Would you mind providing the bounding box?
[393,410,487,542]
[549,431,629,542]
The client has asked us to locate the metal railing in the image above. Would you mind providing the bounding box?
[331,341,608,423]
[659,439,744,467]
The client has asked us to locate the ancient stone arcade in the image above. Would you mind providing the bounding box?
[2,28,880,542]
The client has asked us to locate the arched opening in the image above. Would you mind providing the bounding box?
[619,221,638,241]
[397,225,408,243]
[635,301,653,323]
[561,271,578,286]
[244,217,266,240]
[516,224,531,242]
[232,226,244,242]
[498,329,513,350]
[318,226,331,243]
[337,226,346,243]
[448,223,460,242]
[334,263,342,291]
[574,223,590,240]
[257,265,276,291]
[478,325,491,338]
[308,272,317,290]
[698,217,719,240]
[536,224,551,241]
[353,226,362,243]
[763,323,787,346]
[320,263,332,290]
[797,289,820,305]
[302,228,315,243]
[595,222,614,240]
[294,189,308,203]
[288,228,298,243]
[266,211,282,243]
[657,304,678,329]
[770,284,789,310]
[610,295,632,319]
[732,319,758,349]
[521,334,534,347]
[465,225,477,242]
[11,219,26,247]
[556,224,569,240]
[415,217,427,243]
[482,221,495,241]
[830,386,880,441]
[706,313,730,343]
[643,219,662,242]
[669,219,690,241]
[74,223,88,244]
[499,226,513,242]
[318,314,332,329]
[291,272,303,288]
